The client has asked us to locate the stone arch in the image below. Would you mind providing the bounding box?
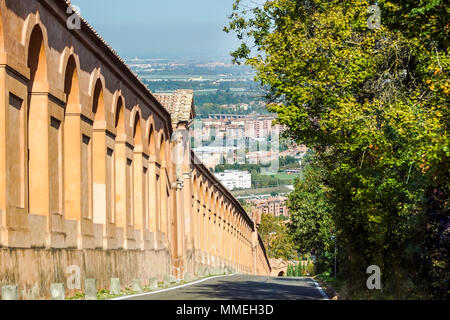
[224,202,229,222]
[114,95,125,135]
[27,24,47,87]
[147,120,156,156]
[220,197,225,217]
[225,201,230,221]
[198,180,203,204]
[22,11,49,78]
[92,78,111,226]
[219,198,224,219]
[213,192,219,213]
[111,90,124,116]
[209,189,215,212]
[63,54,80,113]
[92,79,105,121]
[158,131,170,235]
[159,133,166,165]
[87,69,106,119]
[192,175,198,198]
[87,68,106,96]
[131,107,143,146]
[63,54,81,221]
[202,182,208,207]
[207,185,213,210]
[200,179,206,206]
[27,23,48,217]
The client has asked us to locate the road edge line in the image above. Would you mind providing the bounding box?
[110,273,236,300]
[311,278,330,300]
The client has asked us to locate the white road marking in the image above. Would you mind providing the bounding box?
[110,274,236,300]
[311,278,329,300]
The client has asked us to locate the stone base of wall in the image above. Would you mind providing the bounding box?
[0,247,171,300]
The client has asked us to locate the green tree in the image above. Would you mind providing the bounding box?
[286,265,294,276]
[226,0,449,298]
[287,154,335,274]
[258,213,296,260]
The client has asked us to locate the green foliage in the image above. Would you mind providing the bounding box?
[195,100,270,117]
[215,163,268,173]
[285,261,316,277]
[226,0,449,299]
[286,264,294,276]
[306,261,316,277]
[279,155,298,167]
[258,213,297,260]
[251,172,294,188]
[295,263,300,276]
[65,291,85,300]
[287,154,335,274]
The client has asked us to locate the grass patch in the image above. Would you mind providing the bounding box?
[314,272,421,300]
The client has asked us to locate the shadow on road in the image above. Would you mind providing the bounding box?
[138,275,324,300]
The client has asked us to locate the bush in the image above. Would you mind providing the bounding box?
[286,265,294,277]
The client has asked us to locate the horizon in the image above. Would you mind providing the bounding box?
[70,0,241,62]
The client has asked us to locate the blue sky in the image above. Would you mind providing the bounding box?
[71,0,240,61]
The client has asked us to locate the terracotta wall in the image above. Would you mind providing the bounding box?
[0,0,270,299]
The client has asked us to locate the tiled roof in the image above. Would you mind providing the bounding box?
[154,90,195,127]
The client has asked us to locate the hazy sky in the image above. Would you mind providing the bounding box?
[71,0,240,61]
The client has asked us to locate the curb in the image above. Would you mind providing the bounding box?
[313,277,339,300]
[311,278,330,300]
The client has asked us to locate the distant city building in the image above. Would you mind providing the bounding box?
[246,151,279,165]
[190,115,304,168]
[214,170,252,191]
[193,146,238,170]
[285,169,301,175]
[248,196,289,218]
[245,117,282,139]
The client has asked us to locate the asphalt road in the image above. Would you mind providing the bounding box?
[121,274,328,300]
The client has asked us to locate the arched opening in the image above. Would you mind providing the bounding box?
[147,123,157,233]
[92,79,105,223]
[133,112,142,146]
[109,96,122,227]
[63,56,81,221]
[199,181,205,253]
[191,176,198,249]
[92,80,105,121]
[115,97,125,134]
[114,95,129,243]
[212,195,218,257]
[159,134,166,165]
[27,26,47,86]
[64,56,79,108]
[278,271,285,277]
[132,111,143,232]
[159,134,168,235]
[27,25,48,216]
[148,124,155,155]
[219,200,224,260]
[207,188,213,256]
